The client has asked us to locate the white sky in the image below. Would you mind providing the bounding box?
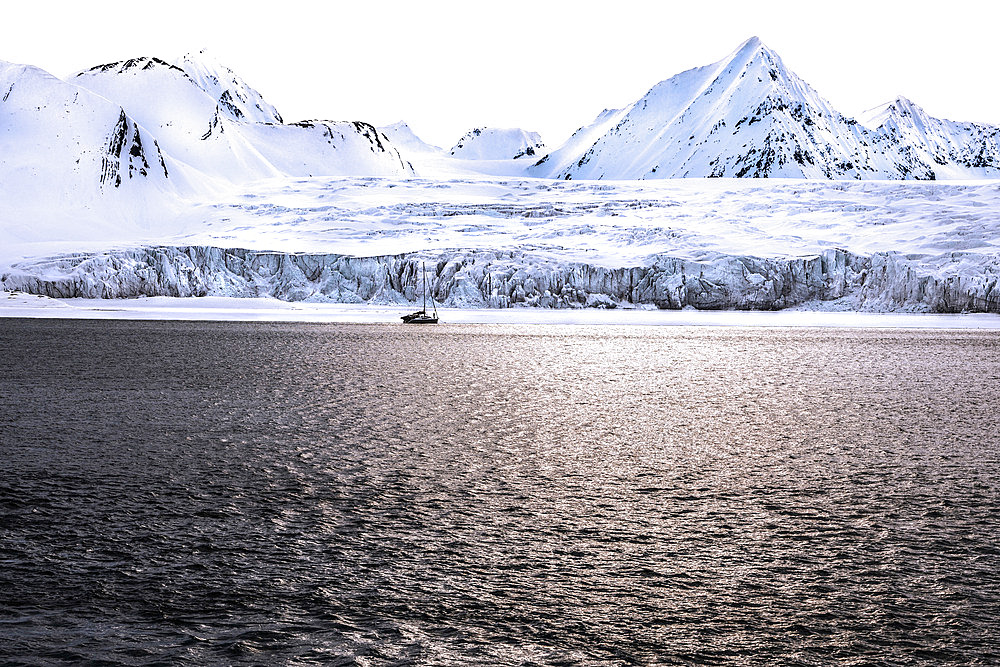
[7,1,999,149]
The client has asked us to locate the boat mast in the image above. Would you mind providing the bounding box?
[422,262,427,313]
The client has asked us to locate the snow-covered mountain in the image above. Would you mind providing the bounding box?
[73,56,274,182]
[450,127,545,160]
[0,59,191,244]
[531,37,997,181]
[862,96,1000,178]
[379,121,442,153]
[173,50,283,124]
[1,60,170,192]
[72,55,414,184]
[0,53,415,251]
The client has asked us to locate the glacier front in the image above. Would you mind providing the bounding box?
[3,177,998,313]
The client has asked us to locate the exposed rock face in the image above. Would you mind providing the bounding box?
[4,246,997,313]
[101,109,169,188]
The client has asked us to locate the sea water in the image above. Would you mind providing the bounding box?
[1,319,998,665]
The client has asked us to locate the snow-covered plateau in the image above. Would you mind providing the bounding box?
[2,40,1000,317]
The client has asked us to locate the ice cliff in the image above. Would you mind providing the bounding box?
[4,246,997,313]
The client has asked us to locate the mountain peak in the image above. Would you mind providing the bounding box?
[861,95,928,129]
[885,96,921,114]
[78,56,187,78]
[726,36,778,65]
[174,49,240,85]
[735,35,764,55]
[177,48,222,69]
[536,37,921,180]
[449,127,545,160]
[723,36,790,82]
[172,51,283,124]
[379,121,442,153]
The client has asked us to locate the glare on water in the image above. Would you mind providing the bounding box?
[1,320,998,665]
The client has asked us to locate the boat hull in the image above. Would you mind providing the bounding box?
[404,315,438,324]
[401,310,438,324]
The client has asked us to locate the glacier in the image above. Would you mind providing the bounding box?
[2,40,1000,316]
[3,177,999,313]
[4,245,997,313]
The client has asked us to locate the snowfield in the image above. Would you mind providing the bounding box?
[176,176,1000,265]
[2,39,1000,317]
[5,290,1000,329]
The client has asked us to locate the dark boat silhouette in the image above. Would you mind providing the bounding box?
[402,262,439,324]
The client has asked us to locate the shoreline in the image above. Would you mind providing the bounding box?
[3,292,1000,329]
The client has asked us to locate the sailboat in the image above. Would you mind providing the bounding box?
[401,262,439,324]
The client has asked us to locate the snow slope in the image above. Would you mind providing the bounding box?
[531,37,998,181]
[173,50,283,124]
[379,121,443,153]
[0,59,191,247]
[72,56,414,184]
[863,96,1000,178]
[73,56,280,183]
[450,127,545,160]
[530,108,626,179]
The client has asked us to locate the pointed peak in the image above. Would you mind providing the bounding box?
[860,95,928,129]
[716,36,785,76]
[876,96,925,115]
[732,36,775,59]
[892,95,924,113]
[173,50,239,83]
[168,51,282,124]
[868,95,919,111]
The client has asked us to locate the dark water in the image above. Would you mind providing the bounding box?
[1,319,999,666]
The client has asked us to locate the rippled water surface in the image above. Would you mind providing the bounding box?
[2,319,999,665]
